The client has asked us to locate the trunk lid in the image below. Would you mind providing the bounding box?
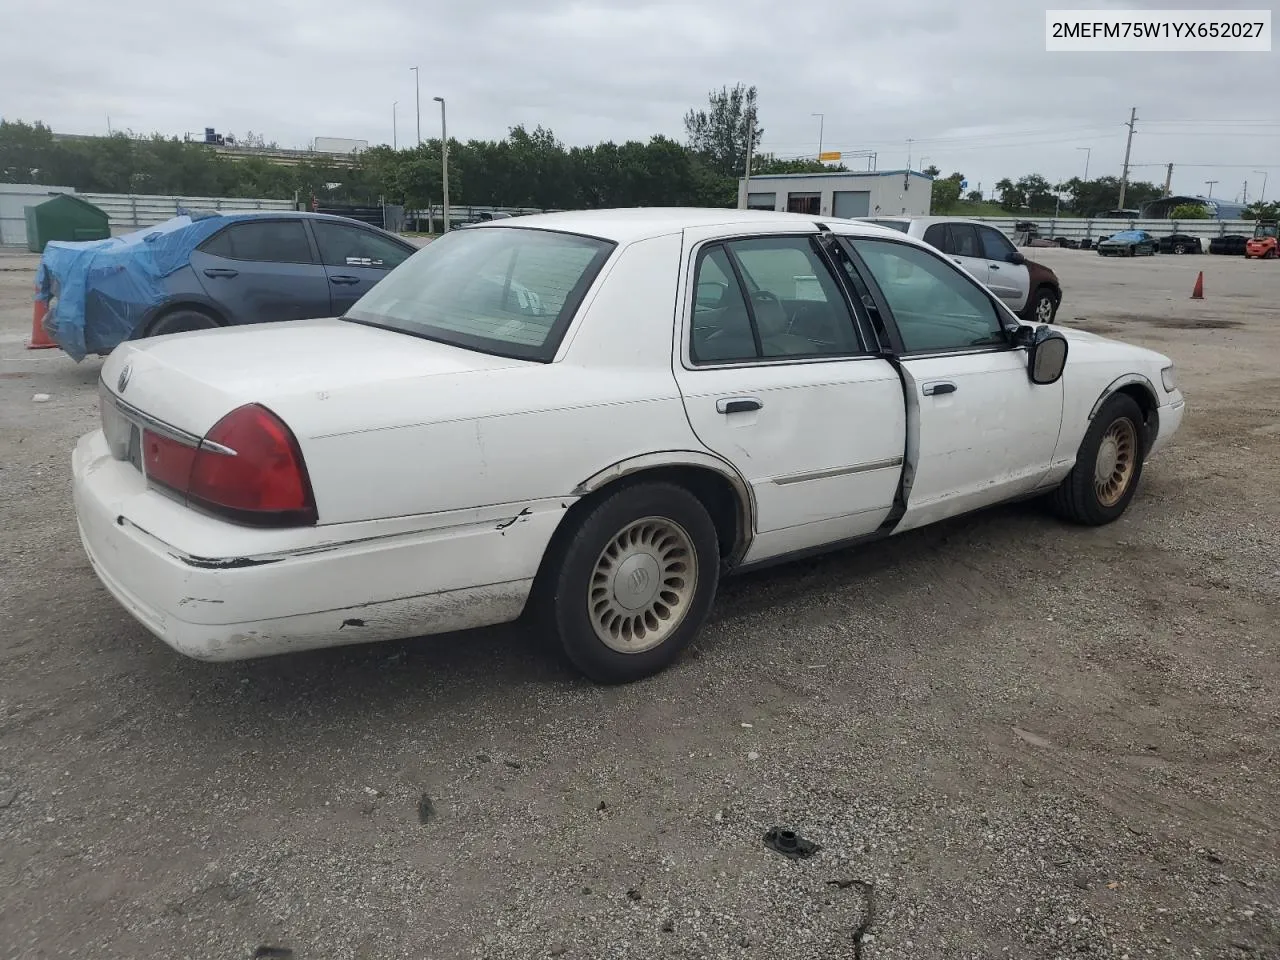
[100,318,526,438]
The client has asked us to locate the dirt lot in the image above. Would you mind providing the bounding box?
[1,242,1277,960]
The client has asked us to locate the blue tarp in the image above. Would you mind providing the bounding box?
[35,213,231,362]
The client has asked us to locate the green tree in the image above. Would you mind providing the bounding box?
[931,172,965,213]
[1244,201,1280,220]
[683,83,763,179]
[1170,203,1210,220]
[966,189,983,202]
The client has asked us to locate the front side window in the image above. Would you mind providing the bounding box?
[979,226,1017,262]
[344,227,613,361]
[312,221,412,270]
[849,239,1006,353]
[690,236,862,364]
[201,220,314,264]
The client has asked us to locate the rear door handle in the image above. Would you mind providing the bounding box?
[328,275,361,285]
[716,397,762,414]
[989,264,1000,270]
[202,268,239,278]
[922,381,957,396]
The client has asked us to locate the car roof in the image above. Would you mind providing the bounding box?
[471,207,907,244]
[863,215,995,228]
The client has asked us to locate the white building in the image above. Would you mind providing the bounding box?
[737,170,934,219]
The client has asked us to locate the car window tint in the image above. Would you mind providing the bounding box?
[850,239,1006,353]
[344,226,612,361]
[922,223,950,253]
[947,223,981,258]
[690,246,757,363]
[313,221,411,270]
[205,220,314,263]
[725,237,860,358]
[979,226,1016,261]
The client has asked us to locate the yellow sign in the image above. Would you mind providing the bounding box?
[819,151,842,162]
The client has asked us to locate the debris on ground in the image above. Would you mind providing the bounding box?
[417,794,435,824]
[763,827,821,860]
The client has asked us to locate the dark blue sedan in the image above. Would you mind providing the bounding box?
[36,211,417,361]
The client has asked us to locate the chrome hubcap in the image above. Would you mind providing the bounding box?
[589,517,697,654]
[1094,418,1137,507]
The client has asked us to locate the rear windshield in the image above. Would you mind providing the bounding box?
[344,226,615,362]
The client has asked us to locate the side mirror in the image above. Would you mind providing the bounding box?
[1009,251,1026,265]
[1027,325,1068,385]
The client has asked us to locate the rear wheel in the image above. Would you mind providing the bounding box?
[146,307,220,337]
[1172,242,1187,254]
[1049,393,1146,526]
[1026,287,1058,324]
[536,482,720,683]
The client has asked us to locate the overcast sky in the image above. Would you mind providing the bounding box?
[2,0,1276,201]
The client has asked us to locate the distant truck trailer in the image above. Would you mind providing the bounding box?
[313,137,368,156]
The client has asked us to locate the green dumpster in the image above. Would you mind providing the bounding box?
[25,194,111,253]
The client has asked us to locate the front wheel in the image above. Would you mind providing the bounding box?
[146,308,220,337]
[1049,393,1147,526]
[536,482,720,683]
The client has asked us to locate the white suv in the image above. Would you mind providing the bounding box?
[862,217,1061,324]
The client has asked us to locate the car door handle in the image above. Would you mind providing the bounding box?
[328,275,361,285]
[716,397,762,414]
[922,381,957,396]
[989,264,1000,270]
[202,268,239,278]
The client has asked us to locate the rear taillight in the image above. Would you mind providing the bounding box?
[141,404,317,527]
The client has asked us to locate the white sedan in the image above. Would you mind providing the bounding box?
[72,209,1185,683]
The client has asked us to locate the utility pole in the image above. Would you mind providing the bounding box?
[1255,170,1269,203]
[434,96,449,232]
[906,137,913,171]
[1163,163,1173,197]
[1205,180,1218,199]
[1077,146,1091,181]
[1242,180,1248,206]
[392,101,398,150]
[812,113,824,160]
[741,108,755,209]
[410,67,421,146]
[1117,107,1138,210]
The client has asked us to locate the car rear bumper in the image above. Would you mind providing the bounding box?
[72,430,562,661]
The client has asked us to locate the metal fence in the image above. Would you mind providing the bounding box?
[73,192,293,233]
[964,216,1258,243]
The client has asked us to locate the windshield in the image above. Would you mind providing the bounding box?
[1256,224,1278,238]
[344,226,615,361]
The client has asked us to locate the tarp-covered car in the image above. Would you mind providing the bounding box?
[36,211,416,361]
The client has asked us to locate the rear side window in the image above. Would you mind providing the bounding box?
[922,223,950,252]
[689,236,862,364]
[312,221,412,270]
[201,220,314,264]
[344,227,614,362]
[947,223,981,258]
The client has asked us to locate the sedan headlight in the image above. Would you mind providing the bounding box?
[1161,364,1177,393]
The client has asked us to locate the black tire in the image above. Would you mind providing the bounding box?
[1128,246,1136,257]
[146,307,221,337]
[1049,393,1147,526]
[1024,286,1058,325]
[535,482,720,683]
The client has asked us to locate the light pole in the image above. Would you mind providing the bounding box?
[1205,180,1218,200]
[811,112,824,160]
[410,67,421,146]
[1255,170,1269,203]
[434,96,449,233]
[392,101,398,150]
[1077,146,1091,181]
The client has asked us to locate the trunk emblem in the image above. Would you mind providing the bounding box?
[117,365,131,393]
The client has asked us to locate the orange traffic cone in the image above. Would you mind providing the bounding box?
[27,284,58,350]
[1190,271,1204,300]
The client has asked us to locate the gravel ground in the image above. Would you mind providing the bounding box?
[1,243,1277,960]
